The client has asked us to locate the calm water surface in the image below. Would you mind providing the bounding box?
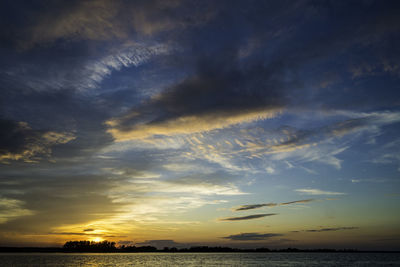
[0,252,399,267]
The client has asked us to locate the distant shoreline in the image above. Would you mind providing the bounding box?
[1,247,399,253]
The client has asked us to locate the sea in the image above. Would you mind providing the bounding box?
[0,252,399,266]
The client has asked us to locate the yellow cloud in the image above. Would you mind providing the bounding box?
[107,108,282,141]
[0,198,34,223]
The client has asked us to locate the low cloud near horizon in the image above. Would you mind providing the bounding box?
[291,227,359,233]
[219,213,277,221]
[222,232,283,241]
[233,199,315,211]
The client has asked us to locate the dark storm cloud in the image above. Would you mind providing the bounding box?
[221,232,283,241]
[219,213,277,221]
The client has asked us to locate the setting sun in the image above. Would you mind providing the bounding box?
[92,237,103,243]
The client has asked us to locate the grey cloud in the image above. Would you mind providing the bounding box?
[0,118,75,163]
[0,0,214,49]
[0,86,115,161]
[219,213,277,221]
[280,199,315,205]
[234,203,277,211]
[234,199,315,211]
[292,227,359,233]
[221,232,283,241]
[107,55,287,140]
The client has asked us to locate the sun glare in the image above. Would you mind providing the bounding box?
[92,237,103,243]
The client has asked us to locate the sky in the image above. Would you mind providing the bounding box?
[0,0,399,250]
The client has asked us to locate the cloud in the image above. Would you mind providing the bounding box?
[266,166,275,174]
[1,0,400,247]
[78,43,170,91]
[234,203,277,211]
[2,42,170,93]
[233,199,316,211]
[221,232,283,241]
[25,0,127,47]
[0,197,33,224]
[219,213,277,221]
[292,227,359,233]
[152,111,400,173]
[107,109,282,141]
[0,174,121,233]
[295,189,346,196]
[5,0,214,49]
[49,232,91,236]
[106,54,287,141]
[280,199,315,205]
[111,174,246,196]
[0,119,75,163]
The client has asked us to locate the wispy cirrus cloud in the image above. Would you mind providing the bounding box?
[3,43,171,93]
[219,213,277,221]
[295,189,346,196]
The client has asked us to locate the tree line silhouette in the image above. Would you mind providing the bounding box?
[63,241,117,252]
[59,240,358,253]
[0,240,369,253]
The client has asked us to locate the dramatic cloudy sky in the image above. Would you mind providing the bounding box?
[0,0,399,250]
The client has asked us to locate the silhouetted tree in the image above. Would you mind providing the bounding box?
[63,240,116,252]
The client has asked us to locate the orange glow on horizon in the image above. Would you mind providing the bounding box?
[91,237,103,243]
